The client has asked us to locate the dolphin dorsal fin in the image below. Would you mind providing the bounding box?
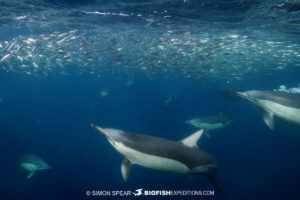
[180,129,204,148]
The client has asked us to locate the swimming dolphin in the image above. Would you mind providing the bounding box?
[20,155,52,179]
[164,91,180,105]
[125,78,135,87]
[99,89,109,98]
[157,92,181,112]
[185,112,232,138]
[91,124,217,183]
[221,89,300,130]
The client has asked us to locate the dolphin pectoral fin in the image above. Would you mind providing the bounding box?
[204,130,212,140]
[121,157,131,182]
[26,171,36,179]
[262,110,275,130]
[180,129,204,148]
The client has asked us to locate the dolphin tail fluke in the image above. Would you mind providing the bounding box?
[47,165,53,170]
[207,175,225,195]
[156,104,170,112]
[228,123,240,134]
[26,171,36,179]
[262,110,275,130]
[191,166,224,195]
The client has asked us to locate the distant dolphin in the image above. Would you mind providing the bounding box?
[125,78,135,87]
[20,155,52,179]
[99,89,109,98]
[91,124,217,183]
[164,91,180,105]
[221,89,300,130]
[157,92,181,112]
[185,112,232,138]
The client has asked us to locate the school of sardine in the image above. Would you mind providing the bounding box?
[0,0,299,79]
[0,28,299,79]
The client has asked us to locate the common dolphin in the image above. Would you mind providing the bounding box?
[157,92,181,112]
[185,112,232,138]
[164,91,180,105]
[91,124,217,183]
[221,89,300,130]
[125,78,135,87]
[99,89,109,98]
[20,155,52,179]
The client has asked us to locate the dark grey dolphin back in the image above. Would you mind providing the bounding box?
[118,131,216,169]
[249,91,300,108]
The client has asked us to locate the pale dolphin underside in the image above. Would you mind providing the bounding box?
[91,124,218,183]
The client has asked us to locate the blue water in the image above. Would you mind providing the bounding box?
[1,0,300,200]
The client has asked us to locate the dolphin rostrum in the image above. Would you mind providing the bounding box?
[20,155,52,179]
[222,89,300,130]
[91,124,217,183]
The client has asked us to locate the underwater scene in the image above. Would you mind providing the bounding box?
[1,0,300,199]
